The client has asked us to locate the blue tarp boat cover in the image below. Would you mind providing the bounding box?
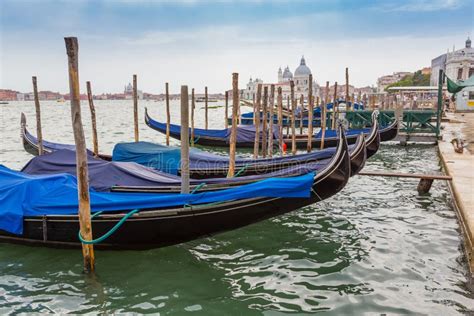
[22,149,328,191]
[0,165,314,235]
[147,114,279,143]
[112,141,337,172]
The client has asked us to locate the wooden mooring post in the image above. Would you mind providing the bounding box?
[307,74,313,152]
[205,86,208,130]
[331,82,338,130]
[191,88,195,147]
[180,85,190,193]
[165,82,170,146]
[86,81,98,156]
[253,84,262,158]
[64,37,95,273]
[320,81,329,150]
[32,76,44,155]
[224,91,229,129]
[133,74,139,142]
[261,86,268,158]
[227,73,239,178]
[268,84,275,158]
[345,67,349,111]
[277,87,283,156]
[299,94,304,134]
[358,171,452,194]
[290,80,296,155]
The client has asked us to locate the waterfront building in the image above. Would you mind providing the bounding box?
[377,72,412,93]
[0,89,19,101]
[431,37,474,86]
[124,82,144,99]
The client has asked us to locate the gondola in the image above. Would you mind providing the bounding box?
[0,125,351,250]
[145,107,397,149]
[21,113,375,178]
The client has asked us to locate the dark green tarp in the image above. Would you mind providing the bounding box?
[446,75,474,94]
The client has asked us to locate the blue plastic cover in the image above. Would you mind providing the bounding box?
[146,114,279,143]
[112,141,337,171]
[0,165,314,235]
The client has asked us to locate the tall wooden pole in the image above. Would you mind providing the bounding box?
[133,74,139,142]
[286,95,290,136]
[32,76,44,155]
[268,84,275,157]
[320,81,329,150]
[331,82,338,130]
[180,85,190,194]
[277,87,283,156]
[165,82,170,146]
[252,93,256,125]
[227,73,239,177]
[86,81,98,156]
[224,91,229,129]
[345,67,350,111]
[307,74,313,152]
[299,94,304,134]
[204,86,208,130]
[253,84,262,158]
[64,37,95,273]
[261,86,268,158]
[191,88,195,147]
[290,80,296,155]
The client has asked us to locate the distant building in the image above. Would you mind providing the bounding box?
[0,89,19,101]
[244,56,320,101]
[421,67,431,75]
[124,82,143,99]
[431,37,474,85]
[377,72,412,93]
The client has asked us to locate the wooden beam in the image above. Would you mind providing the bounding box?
[86,81,98,156]
[64,37,95,273]
[32,76,44,155]
[180,85,190,194]
[227,73,239,178]
[133,74,139,142]
[165,82,170,146]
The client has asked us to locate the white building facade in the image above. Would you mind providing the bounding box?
[244,56,319,103]
[431,37,474,86]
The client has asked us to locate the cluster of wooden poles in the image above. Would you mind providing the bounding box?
[31,37,246,273]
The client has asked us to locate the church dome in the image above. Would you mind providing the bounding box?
[294,56,311,76]
[466,37,471,49]
[282,66,293,79]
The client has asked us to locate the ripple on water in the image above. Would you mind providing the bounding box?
[0,101,473,314]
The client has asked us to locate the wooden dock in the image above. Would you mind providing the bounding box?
[438,112,474,276]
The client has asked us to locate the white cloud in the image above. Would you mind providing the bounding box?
[376,0,463,12]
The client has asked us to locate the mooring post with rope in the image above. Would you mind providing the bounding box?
[64,37,95,273]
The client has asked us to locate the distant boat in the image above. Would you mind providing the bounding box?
[56,98,66,103]
[0,101,9,104]
[196,97,218,103]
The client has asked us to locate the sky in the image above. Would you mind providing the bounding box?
[0,0,473,94]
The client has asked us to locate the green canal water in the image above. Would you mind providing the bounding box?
[0,101,473,314]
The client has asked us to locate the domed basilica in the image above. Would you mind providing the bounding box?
[244,56,319,102]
